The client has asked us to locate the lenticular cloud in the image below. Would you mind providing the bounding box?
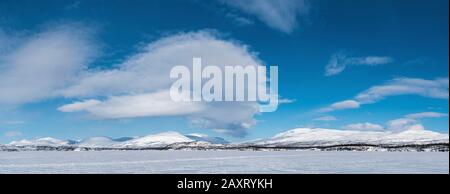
[59,31,267,137]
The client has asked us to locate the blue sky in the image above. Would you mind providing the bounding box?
[0,0,448,143]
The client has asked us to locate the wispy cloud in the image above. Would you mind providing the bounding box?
[314,116,338,121]
[4,131,22,138]
[319,100,360,113]
[65,1,81,10]
[385,111,448,132]
[225,13,255,26]
[355,77,449,104]
[325,52,392,76]
[343,111,447,132]
[342,118,423,132]
[320,77,449,112]
[343,122,384,131]
[278,98,296,104]
[405,112,448,119]
[220,0,310,33]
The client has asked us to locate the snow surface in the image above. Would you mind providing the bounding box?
[0,150,448,173]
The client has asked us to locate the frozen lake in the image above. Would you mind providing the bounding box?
[0,150,448,173]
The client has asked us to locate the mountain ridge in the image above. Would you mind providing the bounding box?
[3,128,449,152]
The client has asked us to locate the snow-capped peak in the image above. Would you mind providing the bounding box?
[6,128,446,150]
[78,136,118,147]
[119,131,194,147]
[5,131,230,148]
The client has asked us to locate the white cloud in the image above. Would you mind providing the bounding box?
[0,24,98,105]
[343,122,384,131]
[331,100,360,110]
[340,119,425,132]
[325,52,392,76]
[213,128,250,137]
[355,77,449,104]
[4,131,22,138]
[1,27,268,137]
[405,112,448,119]
[386,118,424,132]
[319,100,360,112]
[278,98,296,104]
[225,13,255,26]
[220,0,309,33]
[341,110,447,132]
[58,99,101,112]
[60,31,261,97]
[314,116,337,121]
[384,111,448,132]
[320,77,449,113]
[189,101,260,137]
[59,90,206,119]
[58,31,266,137]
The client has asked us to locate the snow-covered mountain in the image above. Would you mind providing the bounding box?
[251,127,449,146]
[78,136,118,148]
[3,128,448,151]
[9,137,71,147]
[185,133,229,144]
[6,131,227,149]
[118,131,194,148]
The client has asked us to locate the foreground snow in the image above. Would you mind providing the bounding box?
[0,150,448,173]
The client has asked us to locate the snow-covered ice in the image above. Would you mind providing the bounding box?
[0,150,448,174]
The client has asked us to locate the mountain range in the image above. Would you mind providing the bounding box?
[2,128,448,152]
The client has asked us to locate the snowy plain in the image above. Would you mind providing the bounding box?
[0,150,448,174]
